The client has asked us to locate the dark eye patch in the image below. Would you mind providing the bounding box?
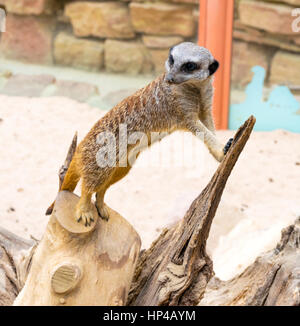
[181,62,198,72]
[169,54,174,66]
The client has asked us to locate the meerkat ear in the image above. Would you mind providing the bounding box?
[209,60,219,76]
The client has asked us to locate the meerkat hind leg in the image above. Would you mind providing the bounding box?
[94,167,133,222]
[75,184,95,227]
[95,190,109,221]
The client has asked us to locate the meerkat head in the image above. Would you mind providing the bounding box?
[165,42,219,85]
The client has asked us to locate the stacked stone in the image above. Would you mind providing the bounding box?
[0,0,199,75]
[232,0,300,87]
[1,0,300,87]
[0,0,57,64]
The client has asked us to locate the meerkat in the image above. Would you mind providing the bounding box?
[46,42,233,226]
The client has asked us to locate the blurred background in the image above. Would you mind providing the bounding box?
[0,0,300,127]
[0,0,299,281]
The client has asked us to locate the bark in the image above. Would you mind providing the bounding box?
[127,116,256,306]
[14,192,141,306]
[199,218,300,306]
[0,227,35,306]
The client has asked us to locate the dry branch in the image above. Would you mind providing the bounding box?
[127,116,256,306]
[0,227,36,305]
[199,218,300,306]
[45,132,77,215]
[58,131,77,189]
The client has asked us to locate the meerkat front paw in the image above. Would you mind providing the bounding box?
[75,205,95,227]
[214,151,225,162]
[223,138,234,155]
[95,203,109,221]
[210,144,226,162]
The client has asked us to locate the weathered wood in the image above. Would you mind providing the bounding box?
[2,114,299,306]
[127,116,256,306]
[0,227,36,306]
[14,191,141,306]
[58,131,77,189]
[13,131,140,306]
[199,218,300,306]
[46,132,78,216]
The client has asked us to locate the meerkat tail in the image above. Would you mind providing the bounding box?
[60,153,81,192]
[45,153,81,215]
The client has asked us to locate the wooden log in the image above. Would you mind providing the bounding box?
[0,227,36,306]
[14,191,141,306]
[14,132,141,306]
[127,116,256,306]
[199,218,300,306]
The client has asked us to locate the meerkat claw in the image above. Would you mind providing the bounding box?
[75,207,95,227]
[223,138,233,155]
[95,203,101,217]
[95,203,109,221]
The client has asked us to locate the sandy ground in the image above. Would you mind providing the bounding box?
[0,95,300,281]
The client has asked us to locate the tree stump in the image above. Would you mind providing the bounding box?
[13,131,141,306]
[14,191,141,306]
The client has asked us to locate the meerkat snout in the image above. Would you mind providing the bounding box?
[165,42,219,84]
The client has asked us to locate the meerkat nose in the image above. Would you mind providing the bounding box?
[165,74,175,84]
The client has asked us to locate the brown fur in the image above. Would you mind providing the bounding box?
[48,73,227,226]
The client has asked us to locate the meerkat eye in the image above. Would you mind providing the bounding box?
[182,62,198,72]
[169,54,174,66]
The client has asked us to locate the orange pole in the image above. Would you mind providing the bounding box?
[198,0,234,130]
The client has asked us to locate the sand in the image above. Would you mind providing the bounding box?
[0,94,299,281]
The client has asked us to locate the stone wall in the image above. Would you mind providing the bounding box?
[0,0,198,75]
[0,0,300,88]
[233,0,300,88]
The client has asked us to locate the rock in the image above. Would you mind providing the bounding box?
[104,40,153,75]
[239,0,295,35]
[54,32,104,71]
[130,3,195,37]
[193,7,199,23]
[65,2,135,39]
[0,14,54,64]
[0,70,12,78]
[264,0,300,6]
[142,35,183,49]
[0,74,55,97]
[231,40,271,87]
[270,51,300,86]
[0,0,59,15]
[233,27,300,53]
[131,0,199,3]
[102,88,139,108]
[170,0,198,3]
[51,80,99,103]
[295,37,300,46]
[149,49,169,74]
